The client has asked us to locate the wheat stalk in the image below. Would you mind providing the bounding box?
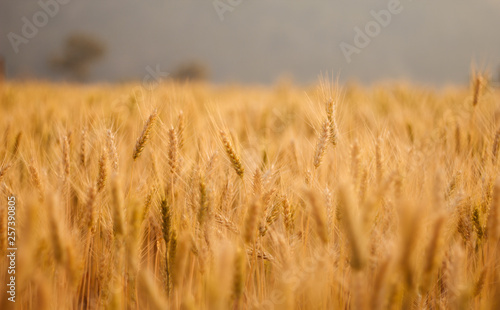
[97,147,108,193]
[305,189,328,244]
[107,129,119,173]
[325,98,338,146]
[133,109,158,161]
[62,135,70,181]
[338,183,367,270]
[28,161,44,202]
[244,199,261,244]
[110,176,125,237]
[167,127,178,178]
[176,111,185,151]
[220,130,244,178]
[313,119,330,169]
[80,127,87,167]
[492,129,500,164]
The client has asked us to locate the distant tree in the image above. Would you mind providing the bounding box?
[172,61,209,81]
[50,33,105,81]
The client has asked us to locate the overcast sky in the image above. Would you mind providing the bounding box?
[1,0,500,85]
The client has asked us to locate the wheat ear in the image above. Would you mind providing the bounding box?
[97,147,108,193]
[107,129,119,173]
[325,98,338,146]
[313,119,330,169]
[80,127,87,167]
[133,109,158,161]
[220,130,244,178]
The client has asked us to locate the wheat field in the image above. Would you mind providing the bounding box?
[0,77,499,309]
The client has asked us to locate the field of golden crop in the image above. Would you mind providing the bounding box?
[0,77,499,309]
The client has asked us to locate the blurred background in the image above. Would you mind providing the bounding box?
[1,0,500,86]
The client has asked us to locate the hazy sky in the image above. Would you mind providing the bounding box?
[1,0,500,85]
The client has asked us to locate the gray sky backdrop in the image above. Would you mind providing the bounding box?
[1,0,500,85]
